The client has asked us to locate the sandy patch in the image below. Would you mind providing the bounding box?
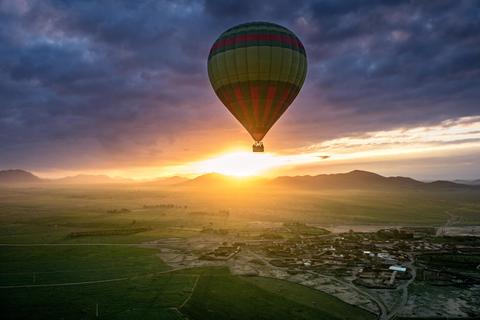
[444,226,480,236]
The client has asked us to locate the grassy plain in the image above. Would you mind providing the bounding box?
[241,276,375,319]
[177,266,375,320]
[0,246,170,285]
[1,272,196,319]
[1,183,478,245]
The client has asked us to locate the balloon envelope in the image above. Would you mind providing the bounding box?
[207,22,307,142]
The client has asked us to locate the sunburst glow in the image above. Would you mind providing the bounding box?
[196,152,284,176]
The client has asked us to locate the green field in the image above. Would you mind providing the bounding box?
[0,247,376,320]
[1,184,478,245]
[0,245,170,286]
[241,276,375,319]
[1,272,196,319]
[181,274,368,320]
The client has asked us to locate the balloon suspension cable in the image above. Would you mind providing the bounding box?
[252,141,264,152]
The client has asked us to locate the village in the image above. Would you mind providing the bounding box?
[147,224,480,318]
[153,225,480,289]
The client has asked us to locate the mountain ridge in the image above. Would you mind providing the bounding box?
[0,169,478,191]
[176,170,477,190]
[267,170,424,189]
[0,170,134,184]
[54,174,135,184]
[0,169,43,184]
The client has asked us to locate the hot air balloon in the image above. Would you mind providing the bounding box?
[207,22,307,152]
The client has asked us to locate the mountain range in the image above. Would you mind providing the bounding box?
[0,169,43,184]
[1,169,478,190]
[0,170,134,184]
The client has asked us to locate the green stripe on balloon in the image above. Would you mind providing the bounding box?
[209,40,305,59]
[208,50,306,91]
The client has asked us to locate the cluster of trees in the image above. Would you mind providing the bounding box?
[376,229,415,239]
[107,208,131,213]
[189,211,230,216]
[402,227,436,235]
[259,232,284,239]
[443,236,480,244]
[143,204,187,209]
[201,227,229,235]
[70,228,151,238]
[188,211,210,215]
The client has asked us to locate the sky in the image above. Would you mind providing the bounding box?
[1,0,479,181]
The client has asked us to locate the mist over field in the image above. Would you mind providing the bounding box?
[1,169,479,242]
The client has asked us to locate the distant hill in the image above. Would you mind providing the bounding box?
[269,170,424,190]
[151,176,190,185]
[0,170,134,185]
[53,174,135,184]
[180,172,265,188]
[0,169,43,184]
[179,170,477,191]
[425,180,471,188]
[1,169,478,190]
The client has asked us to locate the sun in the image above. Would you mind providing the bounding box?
[197,152,282,177]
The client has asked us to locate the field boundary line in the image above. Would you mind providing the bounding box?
[169,274,200,320]
[0,243,139,246]
[0,277,128,289]
[0,267,185,289]
[179,274,200,309]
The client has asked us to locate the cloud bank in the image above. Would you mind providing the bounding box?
[1,0,479,177]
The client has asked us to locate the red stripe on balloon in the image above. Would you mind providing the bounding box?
[210,34,305,54]
[221,91,241,120]
[262,86,277,126]
[267,88,291,128]
[234,88,252,126]
[275,91,298,125]
[250,86,259,126]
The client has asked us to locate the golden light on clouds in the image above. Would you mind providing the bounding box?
[92,116,480,180]
[298,116,480,158]
[190,116,480,177]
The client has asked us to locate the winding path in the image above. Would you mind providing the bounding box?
[436,211,463,236]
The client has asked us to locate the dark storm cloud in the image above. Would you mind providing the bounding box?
[290,0,480,141]
[0,0,479,173]
[0,0,214,169]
